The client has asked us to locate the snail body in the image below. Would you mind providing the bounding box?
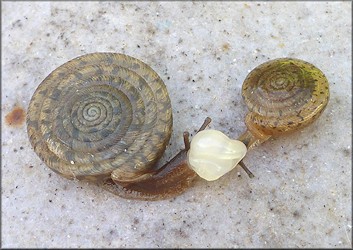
[238,58,330,149]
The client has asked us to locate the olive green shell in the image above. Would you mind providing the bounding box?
[242,58,329,137]
[27,52,173,184]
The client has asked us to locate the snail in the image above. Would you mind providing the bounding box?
[236,57,330,175]
[27,54,329,201]
[27,52,244,201]
[186,57,329,179]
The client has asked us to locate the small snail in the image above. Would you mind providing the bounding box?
[236,58,330,175]
[27,54,329,201]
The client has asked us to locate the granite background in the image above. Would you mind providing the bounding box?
[1,1,352,248]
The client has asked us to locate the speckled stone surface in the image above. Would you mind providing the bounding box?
[2,1,351,248]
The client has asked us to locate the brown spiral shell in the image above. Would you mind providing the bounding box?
[242,58,329,137]
[26,52,173,185]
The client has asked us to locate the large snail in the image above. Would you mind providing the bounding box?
[27,53,329,200]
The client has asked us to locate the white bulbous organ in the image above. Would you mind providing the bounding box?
[187,129,247,181]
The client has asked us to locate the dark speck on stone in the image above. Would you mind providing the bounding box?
[293,210,300,218]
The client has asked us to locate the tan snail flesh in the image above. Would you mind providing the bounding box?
[27,54,329,201]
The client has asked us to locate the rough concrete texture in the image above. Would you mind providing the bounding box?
[2,1,351,248]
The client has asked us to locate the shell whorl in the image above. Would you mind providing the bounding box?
[27,53,172,183]
[242,58,329,136]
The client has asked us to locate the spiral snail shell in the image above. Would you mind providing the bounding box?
[236,58,330,177]
[238,58,330,149]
